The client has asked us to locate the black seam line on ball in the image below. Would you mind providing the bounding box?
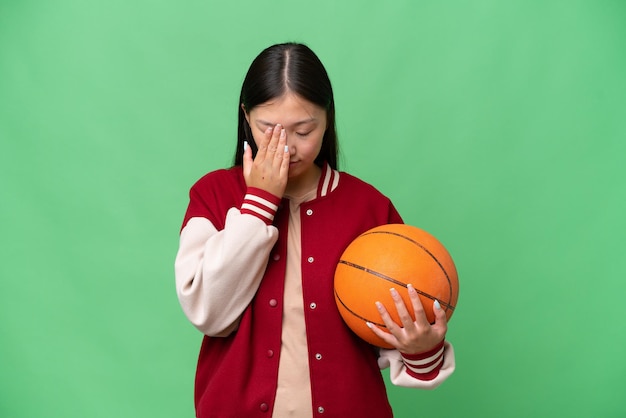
[337,260,454,311]
[361,230,454,306]
[334,288,386,328]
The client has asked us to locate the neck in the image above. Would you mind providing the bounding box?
[284,165,322,198]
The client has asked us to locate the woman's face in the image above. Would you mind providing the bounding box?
[245,93,327,188]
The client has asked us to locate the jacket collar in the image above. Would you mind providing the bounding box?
[316,162,340,198]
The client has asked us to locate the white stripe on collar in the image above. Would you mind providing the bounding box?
[319,164,340,197]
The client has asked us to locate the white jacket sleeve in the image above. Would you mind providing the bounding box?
[174,204,279,337]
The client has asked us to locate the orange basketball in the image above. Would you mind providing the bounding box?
[334,224,459,348]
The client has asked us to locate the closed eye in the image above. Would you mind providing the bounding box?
[296,131,312,137]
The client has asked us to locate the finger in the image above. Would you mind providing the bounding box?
[432,299,449,331]
[265,124,282,157]
[375,300,402,336]
[390,288,415,328]
[273,128,287,164]
[280,141,290,176]
[242,141,253,177]
[255,127,273,160]
[407,284,430,327]
[366,321,397,347]
[276,129,290,176]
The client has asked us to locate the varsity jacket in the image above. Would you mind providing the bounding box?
[175,163,455,417]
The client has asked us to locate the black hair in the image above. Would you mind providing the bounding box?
[233,43,338,169]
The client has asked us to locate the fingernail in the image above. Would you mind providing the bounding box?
[280,129,286,139]
[375,301,383,310]
[284,145,289,153]
[390,288,398,297]
[243,141,248,152]
[366,321,373,329]
[407,284,415,293]
[434,300,441,310]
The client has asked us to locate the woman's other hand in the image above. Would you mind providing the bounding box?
[367,284,447,355]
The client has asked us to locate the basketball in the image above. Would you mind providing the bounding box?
[334,224,459,348]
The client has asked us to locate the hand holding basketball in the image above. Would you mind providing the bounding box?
[367,285,447,355]
[334,224,459,349]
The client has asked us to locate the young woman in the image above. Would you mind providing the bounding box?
[175,42,455,418]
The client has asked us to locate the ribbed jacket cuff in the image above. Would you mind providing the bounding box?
[400,340,445,381]
[240,187,281,225]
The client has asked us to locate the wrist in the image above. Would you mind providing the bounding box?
[240,187,281,225]
[400,340,445,381]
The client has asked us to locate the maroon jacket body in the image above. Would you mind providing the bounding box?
[181,164,403,417]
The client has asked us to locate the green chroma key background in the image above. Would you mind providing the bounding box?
[1,1,624,417]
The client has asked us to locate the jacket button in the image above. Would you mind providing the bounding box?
[307,256,314,263]
[309,302,317,309]
[318,406,325,413]
[269,299,278,307]
[267,349,274,358]
[315,353,322,360]
[260,402,269,412]
[306,209,313,216]
[273,253,280,261]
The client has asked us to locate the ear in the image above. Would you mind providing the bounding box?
[241,103,250,124]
